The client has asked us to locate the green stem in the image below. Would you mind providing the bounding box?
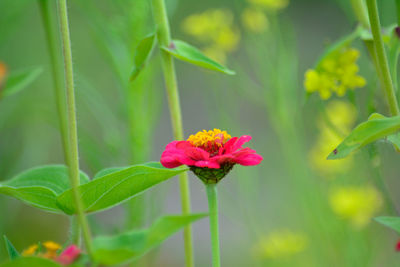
[366,0,400,116]
[38,0,70,165]
[206,184,221,267]
[57,0,94,257]
[351,0,370,28]
[396,0,400,26]
[70,216,81,246]
[150,0,194,266]
[39,0,80,246]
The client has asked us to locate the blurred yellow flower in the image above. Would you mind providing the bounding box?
[329,186,382,228]
[241,8,269,33]
[253,229,308,259]
[43,241,62,259]
[0,61,7,90]
[309,101,356,176]
[22,244,38,256]
[248,0,289,11]
[304,47,366,100]
[202,46,227,64]
[43,241,61,251]
[182,9,240,63]
[214,27,240,52]
[317,100,357,134]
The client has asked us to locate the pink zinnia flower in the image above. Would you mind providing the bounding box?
[396,241,400,252]
[55,245,81,265]
[160,129,263,183]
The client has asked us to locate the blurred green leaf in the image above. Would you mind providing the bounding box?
[360,24,396,42]
[0,165,90,213]
[375,216,400,234]
[327,114,400,160]
[388,133,400,151]
[1,67,42,99]
[56,162,187,215]
[0,257,62,267]
[130,33,157,81]
[92,214,207,265]
[3,236,19,260]
[162,40,235,75]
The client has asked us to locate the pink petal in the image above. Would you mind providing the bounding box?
[160,140,196,168]
[195,160,220,169]
[222,137,238,154]
[212,154,234,165]
[223,135,252,154]
[233,135,252,150]
[233,153,263,166]
[56,245,80,265]
[160,156,185,168]
[232,148,257,157]
[183,147,210,161]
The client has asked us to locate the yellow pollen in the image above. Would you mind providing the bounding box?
[22,244,38,256]
[187,129,231,148]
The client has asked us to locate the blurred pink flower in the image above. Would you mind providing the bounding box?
[56,245,81,265]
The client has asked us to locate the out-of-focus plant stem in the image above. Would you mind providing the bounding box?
[351,0,370,28]
[69,216,81,246]
[206,184,221,267]
[396,0,400,26]
[38,0,70,165]
[57,0,93,256]
[366,0,400,116]
[151,0,194,265]
[38,0,81,246]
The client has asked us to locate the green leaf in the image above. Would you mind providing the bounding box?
[130,33,157,81]
[375,216,400,234]
[0,257,62,267]
[0,165,90,213]
[327,114,400,160]
[3,236,19,260]
[162,40,235,75]
[1,67,42,99]
[92,214,207,265]
[93,167,127,179]
[388,133,400,151]
[56,162,187,215]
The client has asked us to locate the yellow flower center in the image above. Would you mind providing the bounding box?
[187,129,231,152]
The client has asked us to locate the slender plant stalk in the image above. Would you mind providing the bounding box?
[396,0,400,26]
[206,184,221,267]
[57,0,94,256]
[150,0,194,266]
[351,0,370,28]
[38,0,81,245]
[69,216,81,246]
[38,0,70,165]
[366,0,400,116]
